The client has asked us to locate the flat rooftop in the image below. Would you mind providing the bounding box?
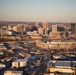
[4,71,23,74]
[47,60,76,69]
[13,59,28,62]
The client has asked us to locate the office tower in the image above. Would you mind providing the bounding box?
[36,22,38,27]
[71,23,76,35]
[50,24,60,39]
[52,25,57,32]
[38,27,43,35]
[43,22,48,36]
[17,24,24,34]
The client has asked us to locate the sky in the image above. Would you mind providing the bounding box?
[0,0,76,22]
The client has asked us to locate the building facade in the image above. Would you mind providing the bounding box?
[36,40,76,50]
[71,23,76,35]
[38,27,43,35]
[4,71,23,75]
[45,60,76,75]
[12,59,28,68]
[49,25,60,39]
[43,22,48,36]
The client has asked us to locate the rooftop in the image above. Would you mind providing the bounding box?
[4,71,23,74]
[55,61,71,68]
[13,59,28,62]
[47,60,76,69]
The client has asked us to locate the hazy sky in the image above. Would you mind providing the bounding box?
[0,0,76,22]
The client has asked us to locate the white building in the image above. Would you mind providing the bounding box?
[12,59,28,68]
[4,71,23,75]
[8,24,18,32]
[0,29,13,36]
[49,25,60,39]
[52,25,57,32]
[43,22,48,36]
[38,27,43,35]
[27,31,38,36]
[8,24,26,34]
[36,22,38,27]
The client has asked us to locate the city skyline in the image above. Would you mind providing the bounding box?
[0,0,76,23]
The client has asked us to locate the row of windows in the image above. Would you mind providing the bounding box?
[38,42,76,45]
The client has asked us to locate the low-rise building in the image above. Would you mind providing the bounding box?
[36,40,76,50]
[0,64,5,75]
[30,35,42,39]
[4,71,23,75]
[0,45,7,50]
[27,31,38,36]
[9,44,23,49]
[45,60,76,75]
[12,59,28,68]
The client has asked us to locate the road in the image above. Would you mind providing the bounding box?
[31,50,51,75]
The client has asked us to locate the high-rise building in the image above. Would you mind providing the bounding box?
[17,24,24,34]
[23,24,27,32]
[52,25,57,32]
[49,25,60,39]
[36,22,38,27]
[8,24,26,34]
[38,27,43,35]
[43,22,48,36]
[71,23,76,35]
